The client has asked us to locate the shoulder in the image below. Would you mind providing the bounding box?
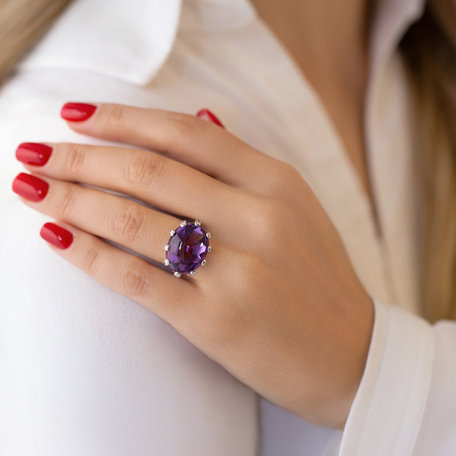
[14,0,183,86]
[0,0,182,176]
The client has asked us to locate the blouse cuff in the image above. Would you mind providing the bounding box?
[338,296,435,455]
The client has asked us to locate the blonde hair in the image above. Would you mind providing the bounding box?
[400,0,456,322]
[0,0,74,86]
[0,0,454,322]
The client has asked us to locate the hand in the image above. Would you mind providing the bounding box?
[12,102,374,429]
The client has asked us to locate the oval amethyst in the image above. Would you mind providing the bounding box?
[165,222,210,274]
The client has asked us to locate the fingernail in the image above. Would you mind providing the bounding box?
[60,102,97,122]
[16,142,53,166]
[196,109,225,128]
[40,222,73,249]
[12,172,49,202]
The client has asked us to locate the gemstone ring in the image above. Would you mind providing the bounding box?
[163,220,212,278]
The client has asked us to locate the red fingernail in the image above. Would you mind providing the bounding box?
[12,172,49,202]
[196,109,225,128]
[16,142,53,166]
[60,102,97,122]
[40,222,73,249]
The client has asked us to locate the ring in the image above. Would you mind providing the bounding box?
[163,220,212,278]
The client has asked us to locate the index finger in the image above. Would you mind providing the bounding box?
[60,102,282,191]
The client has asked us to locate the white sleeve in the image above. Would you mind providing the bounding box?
[337,297,456,456]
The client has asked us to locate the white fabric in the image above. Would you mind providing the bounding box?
[0,0,455,454]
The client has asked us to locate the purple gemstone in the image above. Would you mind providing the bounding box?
[166,223,210,274]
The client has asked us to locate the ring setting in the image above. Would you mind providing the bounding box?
[163,220,212,278]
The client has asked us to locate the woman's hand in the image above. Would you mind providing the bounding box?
[12,102,374,429]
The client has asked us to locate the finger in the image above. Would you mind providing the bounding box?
[13,172,185,265]
[196,108,225,128]
[16,141,246,227]
[39,220,198,325]
[59,102,284,193]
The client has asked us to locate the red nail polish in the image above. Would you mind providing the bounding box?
[12,172,49,202]
[196,109,225,128]
[16,142,52,166]
[40,222,73,249]
[60,102,97,122]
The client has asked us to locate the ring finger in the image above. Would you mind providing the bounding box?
[11,172,219,277]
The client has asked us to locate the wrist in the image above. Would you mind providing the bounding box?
[335,294,375,429]
[306,293,375,429]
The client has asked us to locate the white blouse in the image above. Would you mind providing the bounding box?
[0,0,455,454]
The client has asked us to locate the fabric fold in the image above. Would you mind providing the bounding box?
[16,0,183,86]
[339,297,435,455]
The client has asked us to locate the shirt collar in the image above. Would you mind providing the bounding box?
[370,0,426,74]
[16,0,425,86]
[179,0,256,32]
[16,0,183,86]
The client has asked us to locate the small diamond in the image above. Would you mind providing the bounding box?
[163,259,170,266]
[174,272,182,278]
[207,246,212,252]
[201,259,207,266]
[180,220,187,227]
[169,229,175,236]
[194,220,201,226]
[206,232,212,239]
[190,270,197,276]
[163,244,170,251]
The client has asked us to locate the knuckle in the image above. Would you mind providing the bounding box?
[63,143,87,174]
[266,160,302,194]
[124,153,165,190]
[106,104,126,131]
[82,246,100,275]
[250,196,293,241]
[230,251,261,292]
[166,112,200,140]
[56,185,77,220]
[120,265,152,297]
[254,196,281,224]
[279,161,301,182]
[110,204,145,242]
